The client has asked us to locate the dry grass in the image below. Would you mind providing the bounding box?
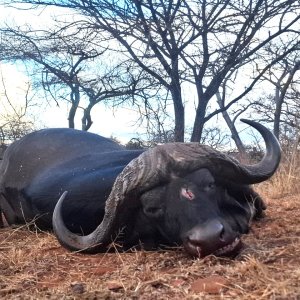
[1,160,300,299]
[259,150,300,199]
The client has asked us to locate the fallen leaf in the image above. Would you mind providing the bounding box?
[190,275,228,294]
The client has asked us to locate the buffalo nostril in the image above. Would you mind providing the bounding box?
[186,220,226,245]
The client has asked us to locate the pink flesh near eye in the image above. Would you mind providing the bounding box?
[181,188,195,200]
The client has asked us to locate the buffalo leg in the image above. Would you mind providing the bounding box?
[0,193,17,226]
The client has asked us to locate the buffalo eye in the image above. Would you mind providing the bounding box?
[143,206,164,218]
[204,181,215,192]
[181,187,195,200]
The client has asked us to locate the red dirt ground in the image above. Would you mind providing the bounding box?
[0,194,299,299]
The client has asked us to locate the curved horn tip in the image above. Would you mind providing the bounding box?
[239,119,274,133]
[54,191,68,213]
[52,190,110,253]
[237,117,281,183]
[60,191,68,201]
[240,118,257,126]
[52,191,68,226]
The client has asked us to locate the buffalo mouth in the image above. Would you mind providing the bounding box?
[213,237,242,257]
[183,237,243,258]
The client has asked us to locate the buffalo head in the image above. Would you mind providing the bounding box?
[52,119,281,257]
[137,168,252,257]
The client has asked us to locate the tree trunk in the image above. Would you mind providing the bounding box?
[81,103,94,131]
[223,112,247,157]
[191,96,208,142]
[170,58,185,142]
[171,88,185,142]
[68,85,80,129]
[68,104,77,129]
[273,62,299,139]
[273,85,281,139]
[216,92,246,156]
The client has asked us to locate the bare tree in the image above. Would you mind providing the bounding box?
[181,0,299,141]
[1,23,155,131]
[0,69,36,143]
[256,46,300,139]
[200,126,230,150]
[2,0,300,141]
[252,48,300,140]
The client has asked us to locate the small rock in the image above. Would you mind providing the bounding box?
[190,275,228,294]
[107,281,123,292]
[70,282,86,294]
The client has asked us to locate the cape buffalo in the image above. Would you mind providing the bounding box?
[0,119,281,258]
